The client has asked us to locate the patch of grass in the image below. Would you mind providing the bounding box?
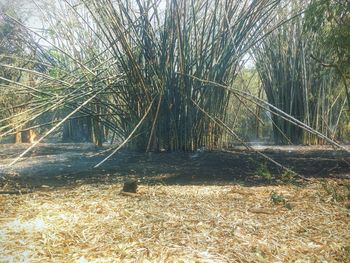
[342,246,350,258]
[281,170,295,183]
[256,163,273,181]
[270,191,293,210]
[270,191,285,204]
[320,180,346,202]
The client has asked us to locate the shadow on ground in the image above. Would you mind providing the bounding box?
[0,143,349,193]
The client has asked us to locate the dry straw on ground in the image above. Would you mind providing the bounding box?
[0,179,349,262]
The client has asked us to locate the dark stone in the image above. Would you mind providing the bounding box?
[122,179,138,193]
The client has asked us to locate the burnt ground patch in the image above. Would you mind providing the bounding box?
[0,143,349,193]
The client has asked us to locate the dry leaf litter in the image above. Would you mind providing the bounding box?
[0,179,349,262]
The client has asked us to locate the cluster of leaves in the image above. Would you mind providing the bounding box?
[305,0,350,109]
[270,191,293,210]
[255,161,296,184]
[319,179,349,203]
[255,162,273,181]
[305,0,350,67]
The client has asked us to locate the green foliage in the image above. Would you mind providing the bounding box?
[270,191,285,204]
[256,162,272,181]
[305,0,350,109]
[340,121,350,142]
[48,67,60,79]
[320,179,347,202]
[270,191,292,210]
[281,170,295,183]
[227,68,272,142]
[255,14,306,144]
[305,0,350,67]
[255,1,349,144]
[343,246,350,259]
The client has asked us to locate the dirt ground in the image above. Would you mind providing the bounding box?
[0,143,349,262]
[0,143,349,191]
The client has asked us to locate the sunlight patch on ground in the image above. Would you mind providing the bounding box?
[0,180,349,262]
[6,218,48,232]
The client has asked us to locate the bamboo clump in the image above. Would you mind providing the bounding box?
[0,0,348,169]
[254,3,347,145]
